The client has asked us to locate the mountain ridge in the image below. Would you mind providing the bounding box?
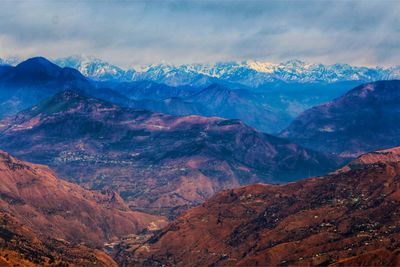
[3,56,400,86]
[0,149,166,246]
[0,56,395,86]
[0,56,362,134]
[0,149,168,266]
[122,147,400,266]
[281,80,400,157]
[0,56,92,118]
[0,90,340,216]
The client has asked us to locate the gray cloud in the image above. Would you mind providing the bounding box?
[0,0,399,67]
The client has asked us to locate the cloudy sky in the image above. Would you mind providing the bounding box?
[0,0,399,67]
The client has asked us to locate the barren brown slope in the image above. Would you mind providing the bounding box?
[0,150,166,247]
[123,154,400,266]
[335,146,400,173]
[0,90,338,216]
[0,211,117,267]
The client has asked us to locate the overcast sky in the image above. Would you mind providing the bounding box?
[0,0,399,67]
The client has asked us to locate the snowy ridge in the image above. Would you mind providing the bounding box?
[53,55,135,81]
[1,56,400,87]
[0,56,21,66]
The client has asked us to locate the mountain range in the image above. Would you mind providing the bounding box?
[0,57,91,118]
[0,56,355,134]
[127,60,400,87]
[0,90,338,216]
[2,54,400,266]
[2,56,400,87]
[53,56,400,87]
[115,82,294,133]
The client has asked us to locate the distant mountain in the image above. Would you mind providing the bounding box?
[0,56,351,134]
[102,81,290,133]
[108,82,293,133]
[123,148,400,266]
[131,60,395,87]
[129,97,208,118]
[3,56,400,87]
[0,56,368,135]
[0,57,92,118]
[281,80,400,157]
[184,84,291,133]
[2,57,86,84]
[0,56,20,66]
[45,56,400,87]
[0,90,338,216]
[94,82,208,117]
[53,55,134,81]
[102,81,354,133]
[133,63,217,87]
[104,80,198,100]
[0,57,136,120]
[0,150,166,266]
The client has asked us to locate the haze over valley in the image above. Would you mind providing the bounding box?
[1,1,400,266]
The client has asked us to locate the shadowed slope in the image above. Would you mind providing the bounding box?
[281,80,400,157]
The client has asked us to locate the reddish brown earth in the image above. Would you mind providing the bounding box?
[0,90,338,216]
[0,211,117,266]
[122,151,400,266]
[0,150,167,266]
[336,146,400,174]
[0,150,166,246]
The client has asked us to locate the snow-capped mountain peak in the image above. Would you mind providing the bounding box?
[52,55,130,81]
[245,60,275,73]
[2,55,400,87]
